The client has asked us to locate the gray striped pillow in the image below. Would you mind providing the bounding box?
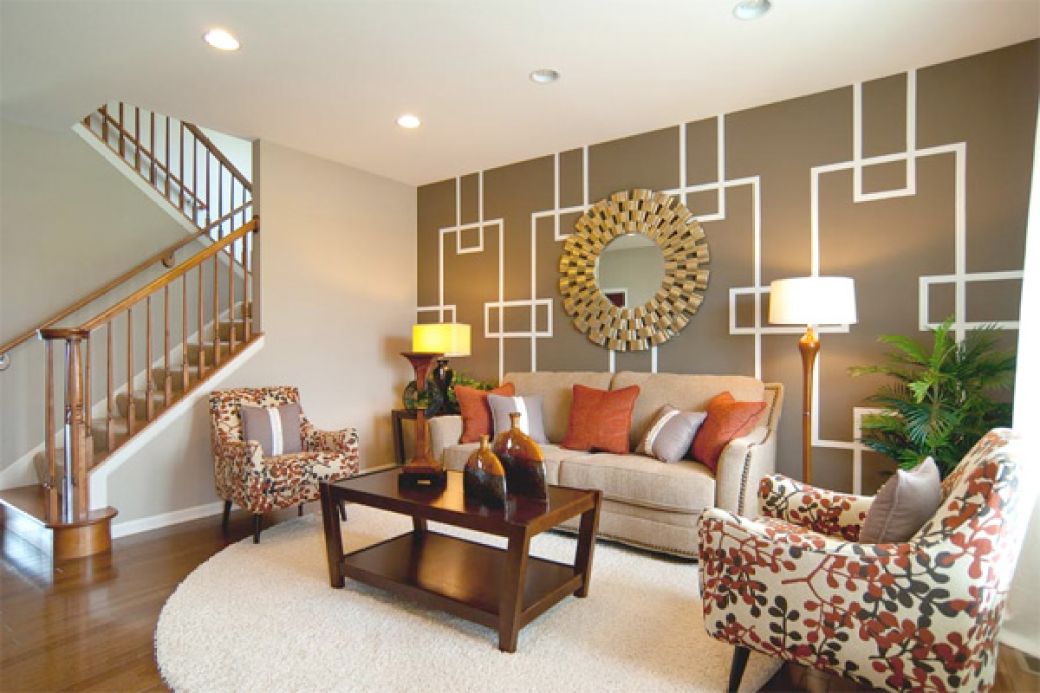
[240,403,303,457]
[638,405,707,463]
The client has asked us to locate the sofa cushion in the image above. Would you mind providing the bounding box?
[610,372,766,450]
[561,384,640,454]
[487,393,549,443]
[456,383,514,443]
[558,453,715,513]
[505,371,614,443]
[638,405,708,463]
[691,391,767,473]
[441,442,585,485]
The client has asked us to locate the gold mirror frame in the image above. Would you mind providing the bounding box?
[559,189,709,351]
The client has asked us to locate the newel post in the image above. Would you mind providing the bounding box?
[40,327,91,523]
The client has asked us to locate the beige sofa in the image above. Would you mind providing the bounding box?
[429,371,783,557]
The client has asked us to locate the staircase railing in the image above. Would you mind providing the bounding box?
[39,218,259,526]
[82,102,253,242]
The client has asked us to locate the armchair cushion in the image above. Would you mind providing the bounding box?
[240,403,303,456]
[860,457,941,543]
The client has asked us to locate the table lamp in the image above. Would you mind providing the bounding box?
[413,322,471,415]
[768,276,857,484]
[399,323,471,488]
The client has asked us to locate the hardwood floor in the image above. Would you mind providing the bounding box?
[2,506,1037,691]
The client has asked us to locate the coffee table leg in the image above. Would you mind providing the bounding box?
[574,493,601,598]
[319,482,345,588]
[498,530,531,653]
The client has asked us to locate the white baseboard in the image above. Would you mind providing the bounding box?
[1000,628,1040,660]
[110,462,399,539]
[111,500,225,539]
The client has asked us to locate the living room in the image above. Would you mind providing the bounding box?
[1,1,1038,690]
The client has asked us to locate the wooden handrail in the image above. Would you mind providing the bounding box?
[72,218,258,333]
[0,232,211,357]
[183,122,252,192]
[96,111,207,210]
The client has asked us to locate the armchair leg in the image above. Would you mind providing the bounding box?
[222,500,232,530]
[727,646,750,693]
[252,514,263,544]
[338,501,347,522]
[298,503,304,517]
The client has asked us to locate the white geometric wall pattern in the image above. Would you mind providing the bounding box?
[417,43,1034,492]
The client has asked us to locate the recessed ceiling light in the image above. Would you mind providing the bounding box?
[203,28,240,51]
[397,114,421,129]
[529,69,560,85]
[733,0,771,20]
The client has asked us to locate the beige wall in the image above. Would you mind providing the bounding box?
[0,119,191,471]
[105,140,417,524]
[417,41,1038,493]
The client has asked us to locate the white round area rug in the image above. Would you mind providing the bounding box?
[156,505,779,692]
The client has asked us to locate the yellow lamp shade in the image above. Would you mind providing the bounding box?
[412,323,471,357]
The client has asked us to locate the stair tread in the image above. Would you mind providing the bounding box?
[0,485,47,524]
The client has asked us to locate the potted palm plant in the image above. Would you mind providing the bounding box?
[849,318,1015,477]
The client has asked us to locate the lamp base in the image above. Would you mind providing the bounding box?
[398,464,448,490]
[798,327,821,484]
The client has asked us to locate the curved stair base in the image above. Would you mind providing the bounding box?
[0,485,117,560]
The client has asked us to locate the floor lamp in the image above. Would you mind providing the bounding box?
[768,277,857,485]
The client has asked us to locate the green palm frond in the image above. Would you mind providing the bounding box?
[850,316,1015,477]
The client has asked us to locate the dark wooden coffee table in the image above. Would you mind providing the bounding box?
[318,468,601,652]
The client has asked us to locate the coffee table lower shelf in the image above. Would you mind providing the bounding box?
[342,530,583,636]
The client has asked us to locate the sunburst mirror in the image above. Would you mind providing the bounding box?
[559,189,709,351]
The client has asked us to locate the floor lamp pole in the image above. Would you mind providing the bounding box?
[798,326,820,484]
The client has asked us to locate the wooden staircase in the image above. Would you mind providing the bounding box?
[0,101,259,561]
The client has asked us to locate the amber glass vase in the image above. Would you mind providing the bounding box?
[464,435,507,508]
[493,412,549,501]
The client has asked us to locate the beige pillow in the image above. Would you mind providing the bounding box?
[860,457,941,543]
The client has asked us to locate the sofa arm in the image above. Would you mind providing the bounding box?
[714,426,774,516]
[758,474,873,541]
[429,415,463,462]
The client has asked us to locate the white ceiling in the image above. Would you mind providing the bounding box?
[2,1,1037,186]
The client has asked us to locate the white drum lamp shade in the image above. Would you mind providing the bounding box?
[767,275,856,485]
[769,276,858,326]
[412,323,471,357]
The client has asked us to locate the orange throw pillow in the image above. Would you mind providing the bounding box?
[561,384,640,454]
[691,391,767,474]
[456,383,515,443]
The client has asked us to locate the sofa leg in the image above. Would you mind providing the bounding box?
[252,514,262,544]
[727,646,750,693]
[338,501,347,522]
[298,503,304,517]
[222,500,232,530]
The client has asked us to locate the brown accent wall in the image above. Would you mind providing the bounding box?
[417,41,1038,492]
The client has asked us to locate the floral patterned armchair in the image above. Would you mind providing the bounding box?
[209,386,360,542]
[699,429,1035,692]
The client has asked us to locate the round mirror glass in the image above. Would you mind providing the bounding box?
[594,233,665,308]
